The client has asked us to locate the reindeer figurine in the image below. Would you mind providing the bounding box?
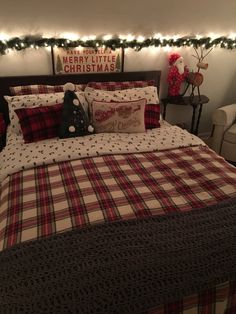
[184,46,213,99]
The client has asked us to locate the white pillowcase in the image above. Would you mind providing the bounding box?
[85,86,159,109]
[5,92,88,135]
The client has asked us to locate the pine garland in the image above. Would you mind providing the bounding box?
[0,35,236,54]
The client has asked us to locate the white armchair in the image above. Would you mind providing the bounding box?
[210,104,236,162]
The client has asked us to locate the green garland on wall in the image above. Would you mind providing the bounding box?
[0,35,236,54]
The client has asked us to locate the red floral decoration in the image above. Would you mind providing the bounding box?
[168,53,181,66]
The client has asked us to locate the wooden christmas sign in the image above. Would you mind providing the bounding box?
[53,47,122,74]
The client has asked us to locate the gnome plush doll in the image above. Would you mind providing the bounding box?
[59,83,94,139]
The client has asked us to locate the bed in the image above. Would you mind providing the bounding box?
[0,71,236,314]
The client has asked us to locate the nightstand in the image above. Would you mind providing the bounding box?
[161,95,209,135]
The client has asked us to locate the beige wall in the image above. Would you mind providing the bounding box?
[1,0,236,36]
[0,0,236,135]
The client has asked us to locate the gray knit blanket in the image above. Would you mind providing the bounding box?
[1,197,236,314]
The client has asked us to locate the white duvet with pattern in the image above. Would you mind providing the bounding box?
[0,121,205,182]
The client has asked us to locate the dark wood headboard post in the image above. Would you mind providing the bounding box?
[51,47,56,75]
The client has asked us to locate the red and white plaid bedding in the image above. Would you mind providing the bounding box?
[0,144,236,313]
[87,79,155,90]
[9,80,154,96]
[9,84,86,95]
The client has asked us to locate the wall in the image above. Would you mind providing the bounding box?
[1,0,236,136]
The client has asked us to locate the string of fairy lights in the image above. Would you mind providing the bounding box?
[0,34,236,54]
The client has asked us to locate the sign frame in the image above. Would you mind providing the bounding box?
[52,47,124,75]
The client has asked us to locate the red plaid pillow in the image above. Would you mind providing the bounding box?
[145,104,160,129]
[15,104,62,143]
[87,80,155,91]
[10,85,63,95]
[10,84,86,96]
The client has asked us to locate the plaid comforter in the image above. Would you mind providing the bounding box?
[0,144,236,313]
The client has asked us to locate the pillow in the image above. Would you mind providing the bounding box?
[85,86,159,106]
[59,90,94,139]
[5,93,64,135]
[87,80,156,91]
[145,104,161,129]
[15,103,62,143]
[85,86,160,129]
[9,84,86,96]
[92,99,146,133]
[4,91,88,135]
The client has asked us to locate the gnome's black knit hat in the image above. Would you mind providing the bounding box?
[58,83,94,139]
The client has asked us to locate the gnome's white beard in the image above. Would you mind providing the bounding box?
[175,58,185,75]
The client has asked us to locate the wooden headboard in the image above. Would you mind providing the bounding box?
[0,71,161,125]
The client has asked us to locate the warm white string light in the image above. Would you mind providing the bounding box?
[137,36,145,43]
[103,34,112,41]
[126,34,135,42]
[1,33,236,54]
[60,33,80,41]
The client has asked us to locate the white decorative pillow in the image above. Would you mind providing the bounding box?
[92,99,146,133]
[85,86,159,112]
[5,92,88,135]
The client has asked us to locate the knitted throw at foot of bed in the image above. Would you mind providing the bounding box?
[1,197,236,314]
